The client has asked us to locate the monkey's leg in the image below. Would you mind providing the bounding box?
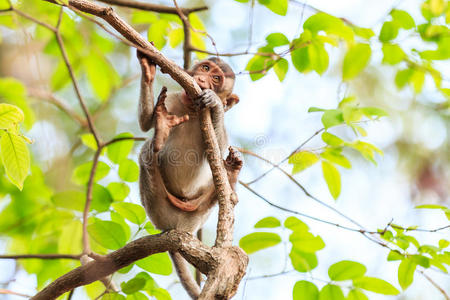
[153,86,189,152]
[170,252,201,299]
[137,49,157,132]
[224,146,243,191]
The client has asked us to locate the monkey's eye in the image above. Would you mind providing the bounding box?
[202,65,210,71]
[213,75,220,81]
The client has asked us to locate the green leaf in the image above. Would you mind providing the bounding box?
[293,281,319,300]
[322,161,341,199]
[126,292,148,300]
[148,19,169,50]
[273,58,288,82]
[131,11,158,24]
[439,239,449,249]
[391,9,415,29]
[328,260,366,281]
[387,250,404,261]
[309,41,329,75]
[81,133,98,150]
[85,54,119,101]
[320,150,351,169]
[398,258,416,290]
[111,211,131,241]
[254,216,281,228]
[92,184,113,212]
[360,107,388,118]
[321,132,344,146]
[291,45,310,73]
[102,293,126,300]
[107,133,134,164]
[288,151,319,174]
[290,231,325,253]
[239,232,281,254]
[353,27,375,40]
[121,277,146,295]
[72,161,110,185]
[266,33,289,46]
[284,216,309,232]
[52,190,84,211]
[318,284,344,300]
[168,27,183,48]
[382,43,405,65]
[246,55,273,81]
[112,202,147,225]
[343,43,371,80]
[0,103,24,129]
[353,277,400,295]
[107,182,130,202]
[321,110,344,129]
[59,220,83,254]
[347,289,368,300]
[290,247,318,272]
[395,68,413,88]
[258,0,288,16]
[379,21,399,42]
[0,131,30,190]
[136,252,172,275]
[415,204,448,209]
[87,220,126,250]
[303,13,354,41]
[118,159,139,182]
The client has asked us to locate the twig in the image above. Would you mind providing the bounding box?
[0,254,81,259]
[246,127,324,185]
[420,270,450,300]
[0,289,31,298]
[27,88,87,127]
[54,15,101,146]
[173,0,191,69]
[97,0,207,15]
[189,46,275,57]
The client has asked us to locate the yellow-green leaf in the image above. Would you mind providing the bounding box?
[239,232,281,254]
[322,161,341,199]
[398,258,416,290]
[293,281,319,300]
[0,103,24,129]
[0,131,30,190]
[288,151,319,174]
[343,43,371,80]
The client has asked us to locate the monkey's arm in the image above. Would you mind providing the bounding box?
[137,51,157,132]
[194,90,228,153]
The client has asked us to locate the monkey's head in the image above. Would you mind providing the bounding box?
[189,57,239,110]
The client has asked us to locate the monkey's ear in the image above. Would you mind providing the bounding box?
[225,94,239,111]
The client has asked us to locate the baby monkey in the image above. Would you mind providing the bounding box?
[137,51,241,299]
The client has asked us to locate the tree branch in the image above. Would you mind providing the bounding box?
[97,0,207,15]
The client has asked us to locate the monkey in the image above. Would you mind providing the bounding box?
[136,50,242,299]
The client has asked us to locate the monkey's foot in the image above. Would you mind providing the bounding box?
[153,87,189,152]
[137,48,156,83]
[225,147,243,172]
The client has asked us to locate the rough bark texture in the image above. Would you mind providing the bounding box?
[34,1,248,299]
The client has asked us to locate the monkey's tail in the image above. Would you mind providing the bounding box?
[170,251,201,299]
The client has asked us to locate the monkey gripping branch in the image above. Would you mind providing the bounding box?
[32,0,248,299]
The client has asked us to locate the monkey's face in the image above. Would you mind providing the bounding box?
[191,61,225,92]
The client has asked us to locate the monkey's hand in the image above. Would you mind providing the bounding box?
[137,49,156,84]
[224,147,243,192]
[193,89,222,110]
[153,87,189,152]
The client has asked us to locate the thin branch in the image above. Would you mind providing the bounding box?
[97,0,207,15]
[247,270,296,280]
[82,149,101,254]
[0,289,31,298]
[102,136,146,148]
[54,21,101,146]
[246,127,324,185]
[238,147,367,230]
[28,88,87,127]
[189,46,275,58]
[390,224,450,233]
[12,8,57,32]
[173,0,191,69]
[420,270,450,300]
[0,254,81,259]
